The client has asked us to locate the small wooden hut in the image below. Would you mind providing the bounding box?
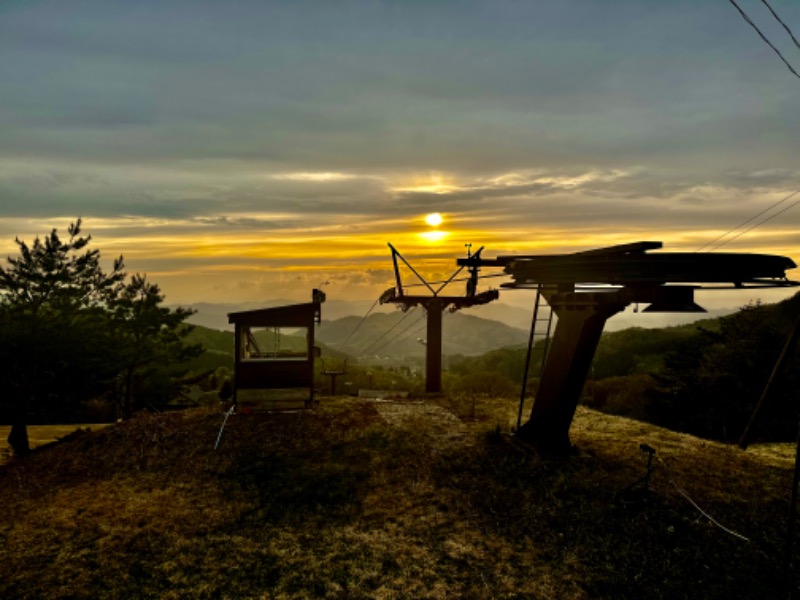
[228,290,325,409]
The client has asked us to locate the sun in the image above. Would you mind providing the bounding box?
[424,213,443,227]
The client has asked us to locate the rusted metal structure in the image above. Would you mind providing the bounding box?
[228,289,325,409]
[458,242,798,453]
[381,243,499,393]
[321,358,347,396]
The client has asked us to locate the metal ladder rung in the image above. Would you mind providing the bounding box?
[517,284,554,429]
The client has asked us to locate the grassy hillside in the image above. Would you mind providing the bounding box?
[0,397,796,599]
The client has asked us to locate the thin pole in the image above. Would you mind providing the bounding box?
[388,243,436,294]
[517,285,541,429]
[389,244,404,296]
[785,415,800,599]
[739,315,800,449]
[425,300,443,393]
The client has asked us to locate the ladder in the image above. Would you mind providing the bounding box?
[516,284,555,429]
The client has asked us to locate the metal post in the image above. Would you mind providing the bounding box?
[517,295,624,454]
[517,285,542,429]
[739,315,800,449]
[425,300,443,393]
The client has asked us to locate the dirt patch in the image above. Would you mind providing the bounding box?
[371,400,471,449]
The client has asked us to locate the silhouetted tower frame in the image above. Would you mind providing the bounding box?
[459,241,798,454]
[322,359,348,396]
[380,243,499,393]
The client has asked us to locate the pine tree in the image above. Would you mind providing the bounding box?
[0,219,124,455]
[109,274,201,419]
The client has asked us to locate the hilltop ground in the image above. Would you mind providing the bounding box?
[0,397,796,599]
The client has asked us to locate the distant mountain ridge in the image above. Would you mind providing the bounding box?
[180,303,531,361]
[176,300,396,331]
[176,299,735,334]
[315,310,530,359]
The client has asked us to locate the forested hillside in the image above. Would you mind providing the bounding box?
[591,317,721,379]
[6,217,795,451]
[448,292,800,443]
[185,292,800,444]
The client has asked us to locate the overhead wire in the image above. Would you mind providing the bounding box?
[369,312,428,356]
[760,0,800,51]
[695,189,800,252]
[375,309,459,356]
[709,191,800,250]
[336,296,381,353]
[403,272,509,288]
[356,306,419,357]
[695,3,800,251]
[728,0,800,79]
[368,300,465,357]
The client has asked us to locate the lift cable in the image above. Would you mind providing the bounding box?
[374,305,462,356]
[377,313,447,356]
[695,188,800,252]
[701,2,800,248]
[337,296,381,353]
[711,192,800,250]
[760,0,800,51]
[434,265,465,296]
[356,306,419,357]
[728,0,800,79]
[403,272,509,288]
[355,307,419,357]
[370,312,428,356]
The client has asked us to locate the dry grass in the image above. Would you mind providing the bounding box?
[0,424,112,465]
[0,397,797,599]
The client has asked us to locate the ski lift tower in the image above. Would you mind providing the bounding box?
[459,241,798,454]
[380,243,499,393]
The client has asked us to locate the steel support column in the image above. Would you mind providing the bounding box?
[425,300,443,393]
[516,293,625,453]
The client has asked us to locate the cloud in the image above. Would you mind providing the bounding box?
[2,0,800,304]
[2,0,796,174]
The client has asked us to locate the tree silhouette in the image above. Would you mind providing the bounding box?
[0,219,125,455]
[648,299,800,441]
[109,274,201,419]
[0,220,201,456]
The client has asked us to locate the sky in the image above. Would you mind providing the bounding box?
[1,0,799,312]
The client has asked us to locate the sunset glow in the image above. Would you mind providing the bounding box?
[418,230,449,243]
[1,2,798,309]
[394,174,458,195]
